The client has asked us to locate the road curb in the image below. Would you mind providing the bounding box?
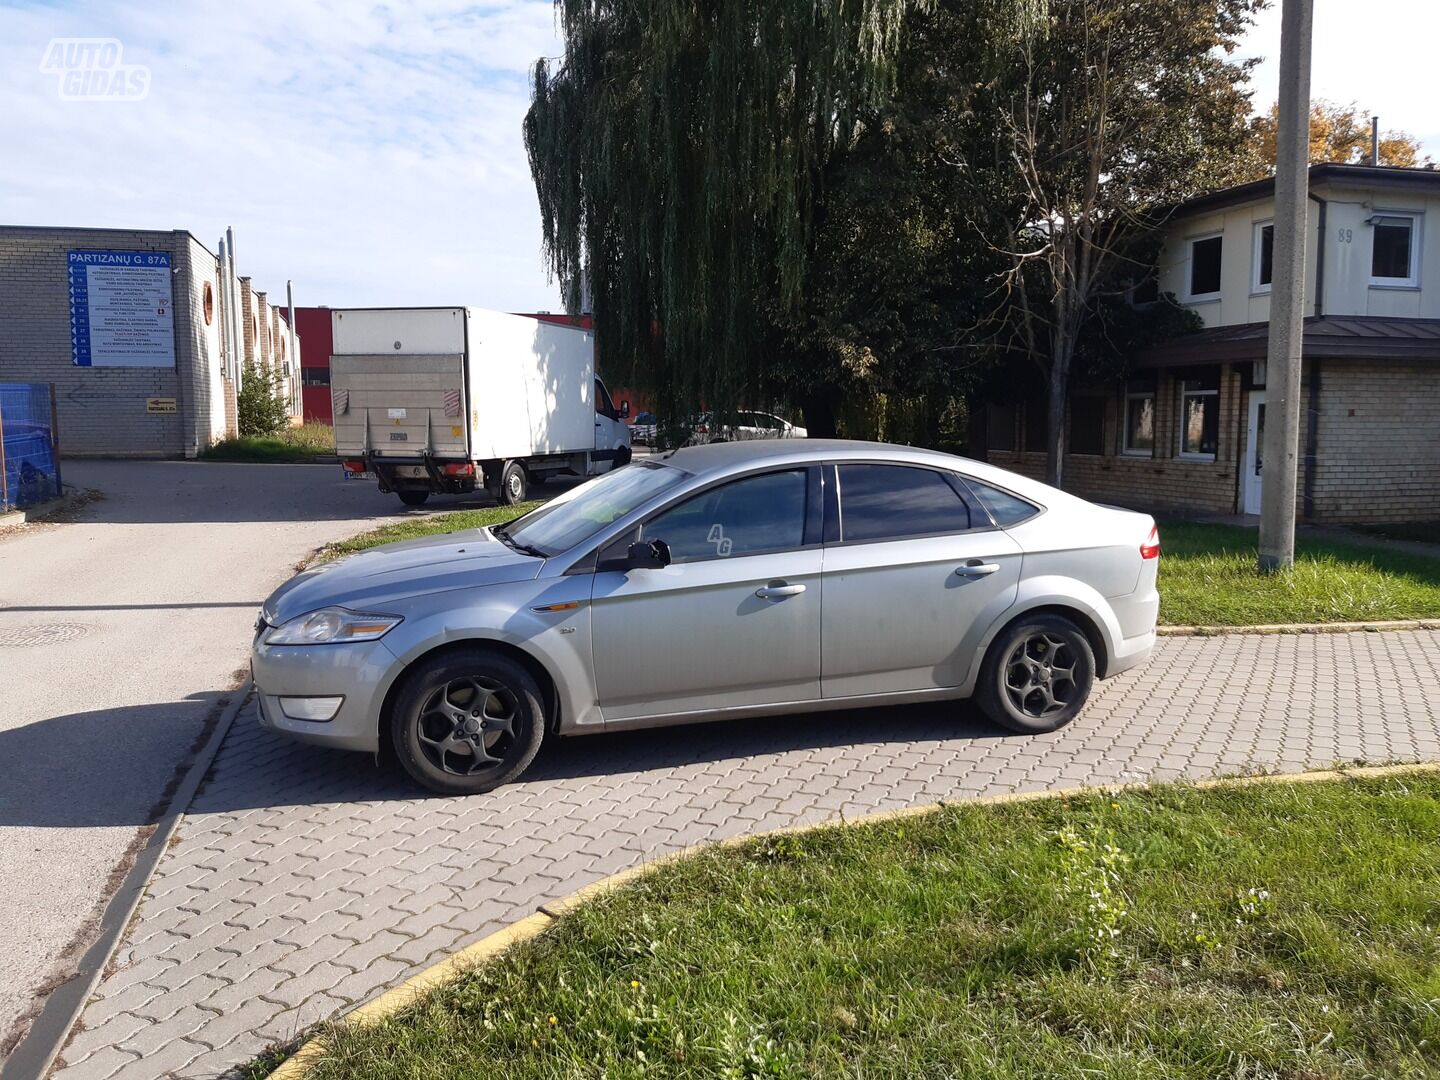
[0,487,96,529]
[1158,618,1440,636]
[0,684,253,1080]
[265,759,1440,1079]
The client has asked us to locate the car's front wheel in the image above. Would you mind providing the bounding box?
[390,648,546,795]
[976,614,1095,735]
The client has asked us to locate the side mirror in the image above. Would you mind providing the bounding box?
[620,399,631,419]
[626,538,671,570]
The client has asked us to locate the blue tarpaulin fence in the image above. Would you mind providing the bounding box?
[0,383,62,511]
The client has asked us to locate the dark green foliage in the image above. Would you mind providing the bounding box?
[525,0,1036,429]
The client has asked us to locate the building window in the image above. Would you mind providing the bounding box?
[985,403,1016,452]
[301,367,331,387]
[1187,234,1223,300]
[203,281,215,326]
[1253,222,1273,292]
[1370,213,1419,287]
[1069,396,1105,456]
[1178,378,1219,459]
[1024,398,1048,452]
[1123,388,1155,457]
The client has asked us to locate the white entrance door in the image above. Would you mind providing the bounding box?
[1243,392,1266,515]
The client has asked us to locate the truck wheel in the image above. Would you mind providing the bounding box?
[398,490,430,507]
[614,447,632,468]
[499,461,527,505]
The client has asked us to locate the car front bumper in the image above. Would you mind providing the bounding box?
[251,635,399,753]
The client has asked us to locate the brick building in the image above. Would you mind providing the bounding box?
[983,164,1440,523]
[0,225,299,457]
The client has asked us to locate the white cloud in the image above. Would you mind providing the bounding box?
[0,0,568,310]
[1235,0,1440,156]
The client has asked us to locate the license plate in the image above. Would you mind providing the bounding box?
[342,468,375,481]
[389,432,408,442]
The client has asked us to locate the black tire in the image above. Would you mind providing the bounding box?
[613,446,632,468]
[390,648,546,795]
[499,460,527,505]
[976,614,1095,735]
[397,490,430,507]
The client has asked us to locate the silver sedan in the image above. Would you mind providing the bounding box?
[252,440,1160,794]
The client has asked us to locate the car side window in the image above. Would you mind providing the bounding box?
[837,464,971,543]
[642,470,807,562]
[963,478,1040,526]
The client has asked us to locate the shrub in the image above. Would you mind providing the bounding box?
[237,362,292,436]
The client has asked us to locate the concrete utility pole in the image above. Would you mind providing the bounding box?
[1258,0,1314,572]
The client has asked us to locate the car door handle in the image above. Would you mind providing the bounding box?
[755,582,806,600]
[955,561,1001,577]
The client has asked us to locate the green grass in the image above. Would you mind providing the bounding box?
[201,423,335,462]
[1158,521,1440,626]
[316,502,542,561]
[298,772,1440,1080]
[1354,522,1440,547]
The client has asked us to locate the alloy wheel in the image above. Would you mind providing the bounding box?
[1003,632,1079,719]
[416,676,520,776]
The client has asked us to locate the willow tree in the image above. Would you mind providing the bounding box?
[525,0,997,430]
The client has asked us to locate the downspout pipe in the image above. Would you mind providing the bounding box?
[226,227,242,393]
[1303,192,1326,521]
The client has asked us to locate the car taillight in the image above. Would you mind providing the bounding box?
[443,463,475,477]
[343,459,367,473]
[1140,524,1161,560]
[696,424,708,434]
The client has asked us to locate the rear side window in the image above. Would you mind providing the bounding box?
[964,478,1040,526]
[837,465,971,542]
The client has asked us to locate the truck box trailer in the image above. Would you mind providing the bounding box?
[330,307,631,506]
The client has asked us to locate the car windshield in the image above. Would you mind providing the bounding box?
[498,461,688,557]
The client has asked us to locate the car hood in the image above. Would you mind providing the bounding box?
[261,528,543,626]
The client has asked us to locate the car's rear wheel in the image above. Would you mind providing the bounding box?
[976,614,1095,735]
[391,648,545,795]
[397,489,430,507]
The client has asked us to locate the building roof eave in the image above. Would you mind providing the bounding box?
[1138,315,1440,367]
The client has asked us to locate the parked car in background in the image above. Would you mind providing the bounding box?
[681,410,806,446]
[630,411,658,446]
[729,410,807,441]
[252,439,1160,795]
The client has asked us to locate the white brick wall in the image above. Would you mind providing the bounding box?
[0,226,220,457]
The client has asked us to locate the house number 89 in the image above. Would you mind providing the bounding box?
[1337,227,1353,243]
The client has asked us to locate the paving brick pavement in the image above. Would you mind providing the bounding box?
[51,630,1440,1079]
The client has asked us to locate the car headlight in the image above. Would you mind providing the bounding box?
[264,607,402,645]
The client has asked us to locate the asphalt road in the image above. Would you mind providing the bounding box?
[0,460,410,1058]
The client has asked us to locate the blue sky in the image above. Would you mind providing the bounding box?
[3,0,1437,312]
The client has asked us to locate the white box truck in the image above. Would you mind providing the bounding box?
[330,307,631,506]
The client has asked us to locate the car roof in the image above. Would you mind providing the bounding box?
[654,438,1073,509]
